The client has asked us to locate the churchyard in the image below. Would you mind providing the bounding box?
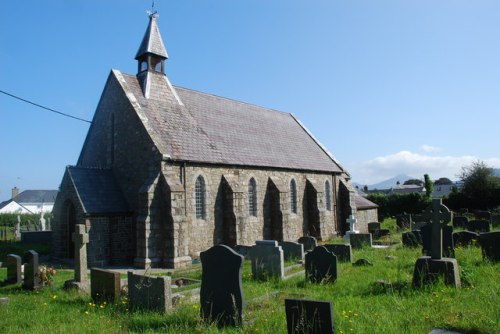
[0,210,499,333]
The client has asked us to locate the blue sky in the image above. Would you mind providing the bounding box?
[1,0,499,200]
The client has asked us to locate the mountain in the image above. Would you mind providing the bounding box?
[493,168,500,177]
[354,174,416,191]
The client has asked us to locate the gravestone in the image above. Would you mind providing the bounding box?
[298,236,317,252]
[353,259,373,266]
[453,231,479,247]
[421,225,454,258]
[474,210,491,221]
[322,244,352,263]
[250,240,284,279]
[90,268,121,303]
[396,213,412,229]
[349,233,372,249]
[491,215,500,229]
[64,224,89,291]
[233,245,253,258]
[39,213,46,231]
[368,222,390,239]
[402,231,422,247]
[305,246,337,283]
[128,271,172,312]
[412,199,460,288]
[5,254,22,284]
[14,216,21,240]
[279,241,305,261]
[466,220,490,233]
[200,245,244,327]
[285,298,334,334]
[343,215,359,242]
[22,250,41,290]
[452,216,468,229]
[478,231,500,262]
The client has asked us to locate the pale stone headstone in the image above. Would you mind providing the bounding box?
[305,246,337,283]
[39,213,46,232]
[90,268,121,303]
[250,240,284,280]
[344,215,360,242]
[322,244,352,263]
[279,241,304,261]
[64,224,89,291]
[200,245,244,327]
[128,272,172,312]
[6,254,22,284]
[14,216,21,240]
[22,250,41,290]
[285,298,334,334]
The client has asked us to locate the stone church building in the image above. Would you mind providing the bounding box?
[52,15,377,268]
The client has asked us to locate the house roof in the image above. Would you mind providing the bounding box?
[13,190,58,204]
[354,194,378,209]
[135,15,168,60]
[117,71,343,173]
[67,166,130,214]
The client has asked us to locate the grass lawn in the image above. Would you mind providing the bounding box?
[0,236,499,333]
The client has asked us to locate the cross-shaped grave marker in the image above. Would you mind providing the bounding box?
[421,198,452,260]
[346,215,358,233]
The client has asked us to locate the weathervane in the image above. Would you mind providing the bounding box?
[146,0,159,18]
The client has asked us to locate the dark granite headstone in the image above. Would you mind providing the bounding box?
[396,213,412,229]
[200,245,244,327]
[233,245,253,258]
[305,246,337,283]
[285,298,334,334]
[298,236,317,252]
[279,241,305,261]
[452,231,479,247]
[478,232,500,262]
[22,250,40,290]
[367,222,390,239]
[322,244,352,263]
[474,210,491,221]
[128,272,172,312]
[452,216,468,229]
[491,215,500,229]
[402,231,422,247]
[421,225,454,258]
[250,240,284,279]
[466,220,490,233]
[349,233,372,249]
[5,254,22,284]
[90,268,121,303]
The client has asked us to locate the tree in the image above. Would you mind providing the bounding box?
[458,160,500,209]
[434,177,453,185]
[424,174,433,197]
[403,179,424,186]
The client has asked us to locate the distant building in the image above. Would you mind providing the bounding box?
[366,184,426,196]
[0,187,58,214]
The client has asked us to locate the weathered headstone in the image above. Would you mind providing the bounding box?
[0,297,9,307]
[491,215,500,229]
[474,210,491,222]
[64,224,89,291]
[452,216,468,229]
[478,231,500,262]
[22,250,41,290]
[368,222,390,239]
[396,213,412,229]
[343,215,359,242]
[200,245,244,327]
[421,225,454,258]
[128,271,172,312]
[411,221,428,231]
[250,240,284,279]
[402,231,422,247]
[305,246,337,283]
[5,254,22,284]
[285,298,334,334]
[412,199,460,288]
[453,231,479,247]
[90,268,121,303]
[466,220,490,233]
[349,233,372,249]
[297,236,317,252]
[323,244,352,263]
[279,241,305,261]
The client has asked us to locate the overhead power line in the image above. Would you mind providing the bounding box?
[0,89,92,124]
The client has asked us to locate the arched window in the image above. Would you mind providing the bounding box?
[325,180,332,211]
[290,179,297,214]
[195,175,206,219]
[248,178,257,216]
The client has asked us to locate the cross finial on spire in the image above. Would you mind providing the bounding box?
[146,0,159,18]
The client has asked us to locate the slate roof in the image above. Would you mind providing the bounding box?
[14,190,58,204]
[118,71,343,173]
[135,15,168,60]
[354,194,378,209]
[67,166,130,214]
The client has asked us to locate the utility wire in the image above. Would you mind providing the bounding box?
[0,89,92,124]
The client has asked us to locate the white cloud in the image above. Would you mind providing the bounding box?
[420,145,442,153]
[349,150,500,185]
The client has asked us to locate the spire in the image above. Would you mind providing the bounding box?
[135,14,168,61]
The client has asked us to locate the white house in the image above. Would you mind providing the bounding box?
[0,188,58,214]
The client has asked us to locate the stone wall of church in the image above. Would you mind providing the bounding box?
[161,163,340,259]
